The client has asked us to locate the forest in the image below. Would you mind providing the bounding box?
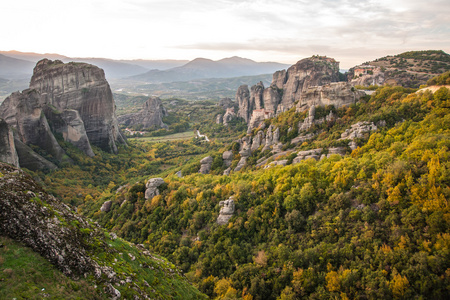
[32,73,450,299]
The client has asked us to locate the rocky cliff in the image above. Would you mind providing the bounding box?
[0,59,126,170]
[29,59,126,153]
[235,56,349,130]
[117,96,168,129]
[0,119,19,167]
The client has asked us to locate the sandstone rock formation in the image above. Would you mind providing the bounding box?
[222,150,233,168]
[199,156,213,174]
[29,59,126,153]
[117,96,168,130]
[217,197,235,225]
[0,59,127,170]
[0,119,19,167]
[0,90,66,162]
[236,85,252,122]
[45,108,94,157]
[273,56,340,110]
[234,146,251,172]
[145,177,165,200]
[296,82,365,113]
[234,56,359,132]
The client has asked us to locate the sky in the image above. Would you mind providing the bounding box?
[1,0,449,68]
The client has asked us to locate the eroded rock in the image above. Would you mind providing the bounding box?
[217,197,235,225]
[145,178,165,200]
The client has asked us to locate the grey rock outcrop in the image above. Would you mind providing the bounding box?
[118,96,168,130]
[13,137,57,171]
[45,108,94,157]
[251,131,265,151]
[0,89,66,162]
[340,121,378,140]
[215,114,223,124]
[296,82,365,112]
[145,177,165,200]
[327,147,347,157]
[29,59,126,153]
[293,148,323,164]
[222,107,236,126]
[218,97,235,109]
[0,119,19,167]
[199,156,213,174]
[236,85,251,122]
[0,59,127,170]
[217,197,235,225]
[100,200,112,212]
[234,147,251,172]
[222,151,233,168]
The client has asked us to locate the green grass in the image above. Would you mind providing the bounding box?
[0,236,103,300]
[130,131,196,142]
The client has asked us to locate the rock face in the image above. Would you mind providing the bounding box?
[0,162,102,278]
[234,56,357,131]
[217,197,235,225]
[340,121,378,140]
[296,82,365,113]
[118,96,168,130]
[29,59,126,153]
[0,119,19,167]
[0,90,66,162]
[45,108,94,157]
[236,85,252,122]
[145,178,165,200]
[0,59,127,170]
[277,56,340,109]
[199,156,213,174]
[222,151,233,168]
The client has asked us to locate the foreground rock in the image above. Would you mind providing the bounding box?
[0,162,206,299]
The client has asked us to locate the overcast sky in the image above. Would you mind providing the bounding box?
[1,0,449,68]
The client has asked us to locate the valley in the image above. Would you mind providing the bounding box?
[0,50,449,299]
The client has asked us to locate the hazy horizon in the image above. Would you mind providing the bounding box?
[1,0,449,69]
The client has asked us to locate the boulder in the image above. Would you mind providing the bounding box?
[199,156,213,174]
[222,150,233,168]
[217,197,235,225]
[100,200,112,212]
[145,178,165,200]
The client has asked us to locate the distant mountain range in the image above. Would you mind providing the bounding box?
[129,56,289,83]
[0,50,288,81]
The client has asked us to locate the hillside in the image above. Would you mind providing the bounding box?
[32,72,450,299]
[0,162,206,299]
[349,50,450,88]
